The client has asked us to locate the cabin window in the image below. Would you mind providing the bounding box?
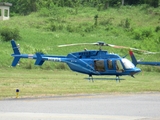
[107,60,113,69]
[94,60,105,72]
[116,60,124,72]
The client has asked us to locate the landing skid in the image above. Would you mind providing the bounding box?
[88,75,94,82]
[87,75,121,82]
[116,75,120,83]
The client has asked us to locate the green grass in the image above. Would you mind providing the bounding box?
[0,6,159,67]
[0,68,160,99]
[0,5,160,99]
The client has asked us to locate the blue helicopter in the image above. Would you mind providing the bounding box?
[11,40,142,82]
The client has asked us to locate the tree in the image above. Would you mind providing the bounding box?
[149,0,159,8]
[16,0,37,15]
[122,0,124,5]
[104,0,110,9]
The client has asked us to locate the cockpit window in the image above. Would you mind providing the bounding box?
[122,58,135,69]
[116,60,124,72]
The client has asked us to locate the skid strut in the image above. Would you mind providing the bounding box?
[116,75,120,83]
[89,75,94,82]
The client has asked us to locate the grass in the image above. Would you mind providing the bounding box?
[0,5,160,99]
[0,68,160,99]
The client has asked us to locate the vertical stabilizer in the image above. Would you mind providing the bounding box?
[11,40,21,66]
[35,53,45,65]
[129,50,138,66]
[11,40,20,55]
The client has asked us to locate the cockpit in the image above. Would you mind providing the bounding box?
[122,58,135,69]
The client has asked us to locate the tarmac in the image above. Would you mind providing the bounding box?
[0,93,160,120]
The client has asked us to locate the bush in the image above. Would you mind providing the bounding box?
[50,23,57,31]
[84,26,95,33]
[155,67,160,73]
[38,8,50,17]
[155,26,160,32]
[119,18,131,29]
[133,29,142,40]
[141,28,153,38]
[66,25,78,32]
[133,27,153,40]
[99,17,114,26]
[55,63,68,70]
[0,27,21,42]
[143,66,152,72]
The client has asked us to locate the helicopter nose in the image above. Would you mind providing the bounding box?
[130,68,141,76]
[135,68,141,73]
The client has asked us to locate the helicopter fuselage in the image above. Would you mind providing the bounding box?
[64,50,141,76]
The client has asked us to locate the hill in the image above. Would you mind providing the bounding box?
[0,5,160,71]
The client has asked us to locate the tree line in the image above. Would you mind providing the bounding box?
[0,0,159,15]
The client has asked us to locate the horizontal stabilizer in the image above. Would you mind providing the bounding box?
[35,53,44,65]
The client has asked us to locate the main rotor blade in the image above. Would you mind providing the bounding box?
[58,43,98,47]
[58,41,160,54]
[58,41,113,47]
[107,44,160,54]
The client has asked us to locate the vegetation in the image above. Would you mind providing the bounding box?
[0,2,160,98]
[0,4,159,71]
[0,0,159,16]
[0,68,160,99]
[0,27,21,42]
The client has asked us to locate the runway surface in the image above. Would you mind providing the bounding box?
[0,93,160,120]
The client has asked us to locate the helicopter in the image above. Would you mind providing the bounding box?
[11,40,143,82]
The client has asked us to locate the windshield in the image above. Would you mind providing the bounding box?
[122,58,135,69]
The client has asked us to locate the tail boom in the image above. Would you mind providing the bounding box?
[10,40,70,67]
[129,50,160,66]
[11,40,35,66]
